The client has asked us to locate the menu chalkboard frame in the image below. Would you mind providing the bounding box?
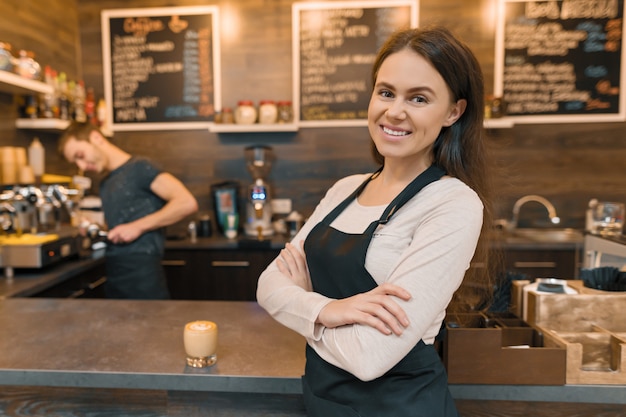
[101,6,221,131]
[293,1,419,127]
[494,0,626,124]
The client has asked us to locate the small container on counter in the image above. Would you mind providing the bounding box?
[198,214,213,237]
[188,221,197,243]
[235,100,257,124]
[258,100,277,124]
[277,100,293,123]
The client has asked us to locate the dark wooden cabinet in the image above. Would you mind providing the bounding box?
[163,249,280,301]
[31,262,107,298]
[502,247,582,280]
[162,250,202,300]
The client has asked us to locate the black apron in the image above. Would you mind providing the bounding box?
[302,165,458,417]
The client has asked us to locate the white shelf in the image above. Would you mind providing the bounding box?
[484,118,515,129]
[16,118,71,131]
[209,123,299,133]
[211,120,513,131]
[0,70,53,95]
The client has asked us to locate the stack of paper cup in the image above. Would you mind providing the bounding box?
[0,146,34,184]
[1,146,17,184]
[19,165,35,183]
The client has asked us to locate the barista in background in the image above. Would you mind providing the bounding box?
[58,122,198,299]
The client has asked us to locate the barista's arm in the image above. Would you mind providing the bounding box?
[106,172,198,244]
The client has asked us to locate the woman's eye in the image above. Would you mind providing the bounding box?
[379,90,393,98]
[411,95,427,104]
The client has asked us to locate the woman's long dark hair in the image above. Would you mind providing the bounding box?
[370,26,498,313]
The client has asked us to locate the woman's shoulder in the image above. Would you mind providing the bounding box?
[333,173,371,188]
[422,176,483,210]
[317,173,372,207]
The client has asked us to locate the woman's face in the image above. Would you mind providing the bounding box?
[368,48,465,169]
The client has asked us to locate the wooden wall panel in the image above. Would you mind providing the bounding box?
[0,0,80,181]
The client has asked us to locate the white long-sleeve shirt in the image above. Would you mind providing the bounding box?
[257,173,483,381]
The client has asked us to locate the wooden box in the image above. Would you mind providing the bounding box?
[526,280,626,384]
[443,312,566,385]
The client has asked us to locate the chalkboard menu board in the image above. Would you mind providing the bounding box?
[293,1,418,127]
[101,6,221,131]
[495,0,626,123]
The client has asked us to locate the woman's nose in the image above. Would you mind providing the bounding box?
[76,160,87,171]
[386,99,407,119]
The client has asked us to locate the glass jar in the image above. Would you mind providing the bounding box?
[235,100,257,124]
[258,100,277,124]
[222,107,234,124]
[277,100,293,123]
[0,42,14,72]
[15,49,41,80]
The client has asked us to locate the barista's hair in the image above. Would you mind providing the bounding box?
[370,26,499,312]
[57,122,104,156]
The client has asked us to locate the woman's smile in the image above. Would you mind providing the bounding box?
[381,125,411,138]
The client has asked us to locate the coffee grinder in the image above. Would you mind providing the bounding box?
[244,145,274,239]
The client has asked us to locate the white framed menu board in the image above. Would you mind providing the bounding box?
[293,1,419,127]
[495,0,626,123]
[101,6,221,131]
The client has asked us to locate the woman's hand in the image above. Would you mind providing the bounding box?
[277,241,312,291]
[317,283,412,336]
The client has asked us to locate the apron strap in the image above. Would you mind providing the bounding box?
[320,166,383,226]
[363,165,445,235]
[377,165,445,225]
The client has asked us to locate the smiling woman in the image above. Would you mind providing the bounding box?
[257,26,495,417]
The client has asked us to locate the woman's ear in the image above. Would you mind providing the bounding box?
[443,99,467,127]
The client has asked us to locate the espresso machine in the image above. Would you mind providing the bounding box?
[244,145,274,239]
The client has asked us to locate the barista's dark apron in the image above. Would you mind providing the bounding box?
[302,165,458,417]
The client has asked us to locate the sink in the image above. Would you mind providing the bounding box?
[509,228,583,242]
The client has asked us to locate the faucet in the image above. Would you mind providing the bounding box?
[509,195,560,230]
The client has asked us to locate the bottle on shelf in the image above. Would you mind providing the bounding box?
[85,87,96,125]
[51,67,60,118]
[20,95,38,119]
[73,80,86,123]
[67,79,76,121]
[97,98,107,127]
[57,72,70,121]
[27,137,45,179]
[39,65,56,118]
